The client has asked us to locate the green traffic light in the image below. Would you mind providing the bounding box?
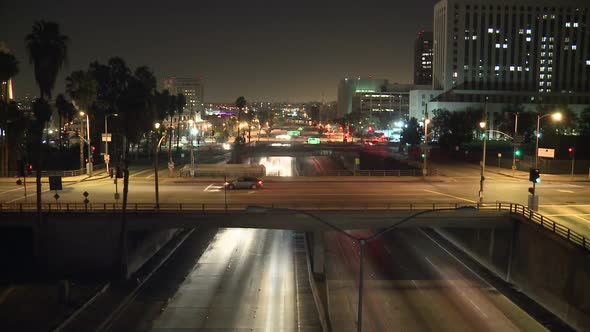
[421,153,426,158]
[515,150,521,157]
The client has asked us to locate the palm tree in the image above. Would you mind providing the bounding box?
[54,94,67,149]
[25,21,69,100]
[0,51,19,176]
[26,20,68,221]
[66,70,97,170]
[235,96,246,138]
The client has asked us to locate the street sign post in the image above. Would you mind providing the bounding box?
[101,133,112,142]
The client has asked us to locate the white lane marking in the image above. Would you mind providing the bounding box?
[418,229,494,289]
[130,168,152,178]
[557,189,574,193]
[204,184,213,192]
[422,189,477,203]
[543,213,590,217]
[0,286,15,304]
[574,215,590,222]
[0,187,25,196]
[540,204,590,207]
[467,298,489,318]
[425,257,437,269]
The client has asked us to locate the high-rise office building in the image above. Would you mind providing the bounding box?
[433,0,590,93]
[414,30,434,85]
[163,77,204,113]
[0,42,14,102]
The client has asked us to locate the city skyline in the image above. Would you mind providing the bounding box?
[1,0,436,103]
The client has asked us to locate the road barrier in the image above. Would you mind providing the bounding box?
[321,169,438,176]
[1,201,585,252]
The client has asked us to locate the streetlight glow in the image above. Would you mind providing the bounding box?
[552,112,562,121]
[479,121,486,129]
[154,122,161,129]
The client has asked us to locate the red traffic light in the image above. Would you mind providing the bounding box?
[91,146,96,152]
[568,147,573,153]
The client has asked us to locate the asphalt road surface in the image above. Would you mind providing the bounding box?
[1,167,588,237]
[325,228,548,332]
[107,228,322,331]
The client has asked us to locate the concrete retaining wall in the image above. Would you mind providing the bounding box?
[1,214,182,280]
[436,217,590,331]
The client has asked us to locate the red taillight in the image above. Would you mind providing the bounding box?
[258,180,263,185]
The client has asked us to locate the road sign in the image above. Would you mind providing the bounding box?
[104,154,110,162]
[307,137,320,144]
[538,148,555,158]
[49,176,63,191]
[514,134,524,144]
[101,133,112,142]
[287,130,300,136]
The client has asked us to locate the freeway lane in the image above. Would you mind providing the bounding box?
[107,228,321,331]
[325,229,547,332]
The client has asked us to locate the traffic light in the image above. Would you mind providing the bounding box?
[27,164,33,176]
[515,149,521,157]
[368,126,374,132]
[17,160,25,177]
[529,168,540,183]
[568,147,574,158]
[91,146,96,152]
[421,153,426,159]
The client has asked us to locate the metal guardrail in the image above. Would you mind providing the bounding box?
[497,202,589,251]
[321,169,438,176]
[4,164,106,178]
[0,202,475,213]
[1,201,585,251]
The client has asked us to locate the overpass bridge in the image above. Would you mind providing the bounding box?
[1,202,511,231]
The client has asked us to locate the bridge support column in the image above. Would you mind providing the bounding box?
[311,231,325,279]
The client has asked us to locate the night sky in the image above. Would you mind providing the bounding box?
[1,0,436,103]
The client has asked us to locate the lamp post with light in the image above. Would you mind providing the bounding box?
[535,112,562,168]
[478,119,487,204]
[104,113,118,174]
[422,117,430,176]
[246,205,476,332]
[80,111,93,176]
[154,122,167,209]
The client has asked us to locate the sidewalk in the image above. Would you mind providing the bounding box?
[0,171,110,184]
[431,160,590,182]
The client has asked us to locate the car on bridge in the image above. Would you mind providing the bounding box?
[224,176,264,190]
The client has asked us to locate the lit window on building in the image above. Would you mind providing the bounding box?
[453,72,458,78]
[510,66,515,71]
[495,43,501,48]
[540,67,546,71]
[503,44,508,48]
[526,29,532,34]
[494,65,500,70]
[526,37,532,42]
[517,66,522,71]
[488,28,494,33]
[518,29,524,34]
[572,45,577,50]
[573,22,579,27]
[565,22,571,27]
[472,35,477,40]
[586,60,590,65]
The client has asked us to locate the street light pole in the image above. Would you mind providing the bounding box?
[423,117,430,176]
[80,112,93,176]
[511,113,518,173]
[479,101,488,205]
[104,113,117,175]
[246,205,476,332]
[154,123,166,210]
[535,112,562,169]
